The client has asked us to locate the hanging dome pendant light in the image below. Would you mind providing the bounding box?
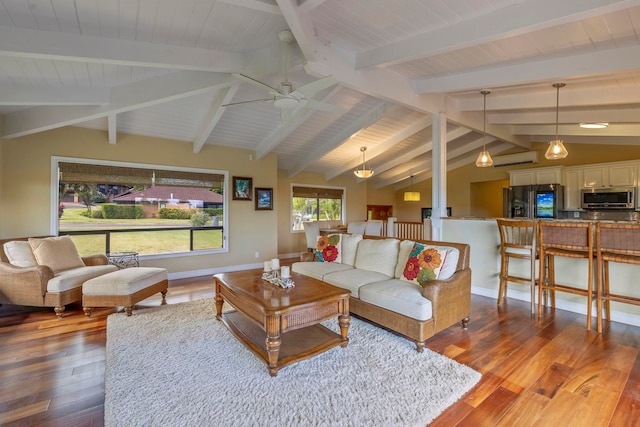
[475,90,494,167]
[354,146,374,178]
[545,83,569,160]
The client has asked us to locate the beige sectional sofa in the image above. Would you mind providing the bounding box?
[293,234,471,352]
[0,236,117,318]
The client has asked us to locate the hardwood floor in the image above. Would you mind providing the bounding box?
[1,275,639,426]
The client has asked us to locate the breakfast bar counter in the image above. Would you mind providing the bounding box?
[441,217,640,327]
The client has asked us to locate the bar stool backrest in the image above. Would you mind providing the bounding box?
[497,219,538,255]
[539,221,593,255]
[596,222,640,261]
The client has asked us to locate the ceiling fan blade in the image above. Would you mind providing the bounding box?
[222,98,273,107]
[295,76,338,98]
[303,98,344,113]
[232,73,278,93]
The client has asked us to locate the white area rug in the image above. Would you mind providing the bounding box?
[105,298,480,427]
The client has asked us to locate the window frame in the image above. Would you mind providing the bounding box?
[290,183,346,232]
[50,156,229,259]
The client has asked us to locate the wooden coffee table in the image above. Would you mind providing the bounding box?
[214,269,350,376]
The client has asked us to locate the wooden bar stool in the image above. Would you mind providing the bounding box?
[496,219,539,314]
[595,222,640,333]
[538,221,595,330]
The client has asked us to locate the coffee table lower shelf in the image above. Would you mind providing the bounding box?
[220,310,347,376]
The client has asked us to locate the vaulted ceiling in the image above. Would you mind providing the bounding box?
[1,0,640,191]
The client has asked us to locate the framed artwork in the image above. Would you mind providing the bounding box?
[255,187,273,210]
[421,207,452,219]
[232,176,253,200]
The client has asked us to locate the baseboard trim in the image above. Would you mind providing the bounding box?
[471,285,640,328]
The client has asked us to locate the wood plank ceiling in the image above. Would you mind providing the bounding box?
[1,0,640,190]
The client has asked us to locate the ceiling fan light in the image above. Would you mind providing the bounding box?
[273,97,299,109]
[545,139,568,159]
[579,122,609,129]
[475,150,494,167]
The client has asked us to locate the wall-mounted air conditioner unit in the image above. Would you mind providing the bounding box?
[492,151,538,167]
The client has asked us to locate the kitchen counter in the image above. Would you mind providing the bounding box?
[442,218,640,327]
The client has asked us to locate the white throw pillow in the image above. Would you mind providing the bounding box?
[29,236,85,273]
[341,233,363,266]
[354,238,400,277]
[3,241,38,267]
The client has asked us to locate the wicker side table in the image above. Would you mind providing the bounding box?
[107,251,140,269]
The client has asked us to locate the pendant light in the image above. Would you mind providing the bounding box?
[403,175,421,202]
[545,83,569,160]
[353,146,374,178]
[475,90,494,167]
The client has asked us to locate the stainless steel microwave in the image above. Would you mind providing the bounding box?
[581,187,635,209]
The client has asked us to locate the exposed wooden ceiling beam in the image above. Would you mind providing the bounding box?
[0,85,109,105]
[412,45,640,94]
[3,72,235,139]
[193,85,240,154]
[355,0,639,70]
[0,25,244,72]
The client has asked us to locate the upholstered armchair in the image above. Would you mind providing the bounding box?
[0,236,117,318]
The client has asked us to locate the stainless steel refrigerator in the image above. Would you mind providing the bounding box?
[503,184,564,219]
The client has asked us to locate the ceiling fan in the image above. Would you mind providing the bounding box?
[224,29,343,122]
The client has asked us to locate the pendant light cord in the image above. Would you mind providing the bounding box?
[481,90,490,150]
[552,83,565,140]
[555,84,559,140]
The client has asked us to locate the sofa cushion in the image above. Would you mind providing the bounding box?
[315,234,342,263]
[341,233,363,266]
[359,279,433,321]
[29,236,85,273]
[354,238,400,277]
[291,261,353,281]
[395,240,460,281]
[323,268,392,297]
[400,242,449,287]
[47,264,118,293]
[3,241,38,268]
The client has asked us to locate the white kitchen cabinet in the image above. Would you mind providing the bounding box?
[509,166,563,186]
[509,170,535,186]
[583,164,636,187]
[564,169,583,210]
[609,164,636,186]
[535,167,564,185]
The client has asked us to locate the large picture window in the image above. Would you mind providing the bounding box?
[53,158,227,257]
[291,185,344,231]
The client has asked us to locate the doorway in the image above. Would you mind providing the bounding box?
[367,205,393,221]
[470,180,509,218]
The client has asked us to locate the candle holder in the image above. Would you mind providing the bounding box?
[261,270,295,289]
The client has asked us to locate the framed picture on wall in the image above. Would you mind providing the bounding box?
[232,176,253,200]
[421,207,452,219]
[255,188,273,210]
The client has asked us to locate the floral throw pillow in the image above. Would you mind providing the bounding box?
[315,234,342,263]
[400,243,448,287]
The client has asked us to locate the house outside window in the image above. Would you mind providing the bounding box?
[54,158,227,257]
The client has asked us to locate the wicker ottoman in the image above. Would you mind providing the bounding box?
[82,267,168,317]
